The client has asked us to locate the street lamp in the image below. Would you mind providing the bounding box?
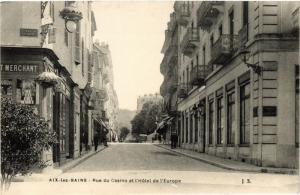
[59,4,82,33]
[239,48,263,75]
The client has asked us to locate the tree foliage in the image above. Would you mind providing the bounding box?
[119,126,130,142]
[1,98,57,190]
[131,101,163,136]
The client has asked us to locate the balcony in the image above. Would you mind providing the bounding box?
[97,88,108,101]
[160,79,168,97]
[167,12,177,34]
[166,44,178,65]
[181,27,200,57]
[238,25,248,49]
[210,34,238,65]
[190,65,213,86]
[292,7,299,35]
[103,69,109,84]
[197,1,224,31]
[166,76,178,94]
[178,83,188,99]
[174,2,191,26]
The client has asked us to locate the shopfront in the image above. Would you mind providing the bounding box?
[1,47,61,165]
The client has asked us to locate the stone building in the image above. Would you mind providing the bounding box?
[137,93,164,113]
[93,42,119,142]
[160,1,299,168]
[1,1,98,166]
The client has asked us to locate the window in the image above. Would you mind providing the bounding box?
[75,22,81,64]
[16,79,36,104]
[240,82,250,144]
[186,115,188,143]
[210,35,214,48]
[242,1,249,41]
[296,65,299,147]
[190,113,193,143]
[203,46,206,65]
[196,55,199,65]
[82,39,85,76]
[229,9,234,35]
[194,113,198,142]
[181,114,185,143]
[48,27,56,44]
[216,96,224,145]
[243,1,249,26]
[65,1,75,7]
[227,91,235,144]
[64,29,68,46]
[50,1,54,21]
[219,24,223,37]
[1,79,13,97]
[208,101,214,144]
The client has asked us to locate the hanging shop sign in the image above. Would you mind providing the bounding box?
[0,64,39,73]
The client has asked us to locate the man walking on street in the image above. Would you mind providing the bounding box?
[94,131,99,151]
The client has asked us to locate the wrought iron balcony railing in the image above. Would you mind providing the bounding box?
[190,65,213,86]
[210,34,238,65]
[197,1,224,31]
[178,83,188,99]
[181,27,200,57]
[175,2,191,26]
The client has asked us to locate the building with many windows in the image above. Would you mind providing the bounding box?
[160,1,299,168]
[137,93,164,113]
[0,1,107,166]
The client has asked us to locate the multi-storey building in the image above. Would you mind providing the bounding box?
[137,93,164,113]
[160,1,299,168]
[1,1,97,166]
[93,42,119,142]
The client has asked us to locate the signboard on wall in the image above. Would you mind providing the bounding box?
[20,28,38,37]
[0,64,39,73]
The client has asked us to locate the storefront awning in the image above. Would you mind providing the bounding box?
[155,116,174,134]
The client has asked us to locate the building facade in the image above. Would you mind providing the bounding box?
[93,42,119,142]
[137,93,164,113]
[160,1,299,168]
[1,1,100,166]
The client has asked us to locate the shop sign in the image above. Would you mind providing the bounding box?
[20,28,38,37]
[0,64,39,73]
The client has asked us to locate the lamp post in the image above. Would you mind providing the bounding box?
[239,48,263,75]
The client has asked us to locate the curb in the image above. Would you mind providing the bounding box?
[60,146,107,173]
[154,144,298,175]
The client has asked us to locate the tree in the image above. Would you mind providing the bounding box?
[131,101,163,136]
[119,127,130,142]
[1,98,57,191]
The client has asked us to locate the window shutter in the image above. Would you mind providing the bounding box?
[48,28,56,44]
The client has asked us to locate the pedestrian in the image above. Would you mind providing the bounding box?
[94,131,99,151]
[171,132,178,149]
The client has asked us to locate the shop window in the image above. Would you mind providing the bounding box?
[1,79,13,98]
[208,101,214,145]
[186,116,188,143]
[194,113,198,143]
[216,96,224,145]
[240,81,250,145]
[189,113,193,143]
[16,79,36,105]
[227,91,235,145]
[296,65,299,147]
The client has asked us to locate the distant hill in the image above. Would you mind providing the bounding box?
[117,109,136,131]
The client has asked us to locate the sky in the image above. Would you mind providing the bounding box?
[92,1,173,111]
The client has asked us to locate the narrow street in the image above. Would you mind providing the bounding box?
[67,143,229,172]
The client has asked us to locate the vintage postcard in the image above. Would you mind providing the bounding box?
[0,1,299,194]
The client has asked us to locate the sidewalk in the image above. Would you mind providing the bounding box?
[14,145,107,182]
[155,144,298,175]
